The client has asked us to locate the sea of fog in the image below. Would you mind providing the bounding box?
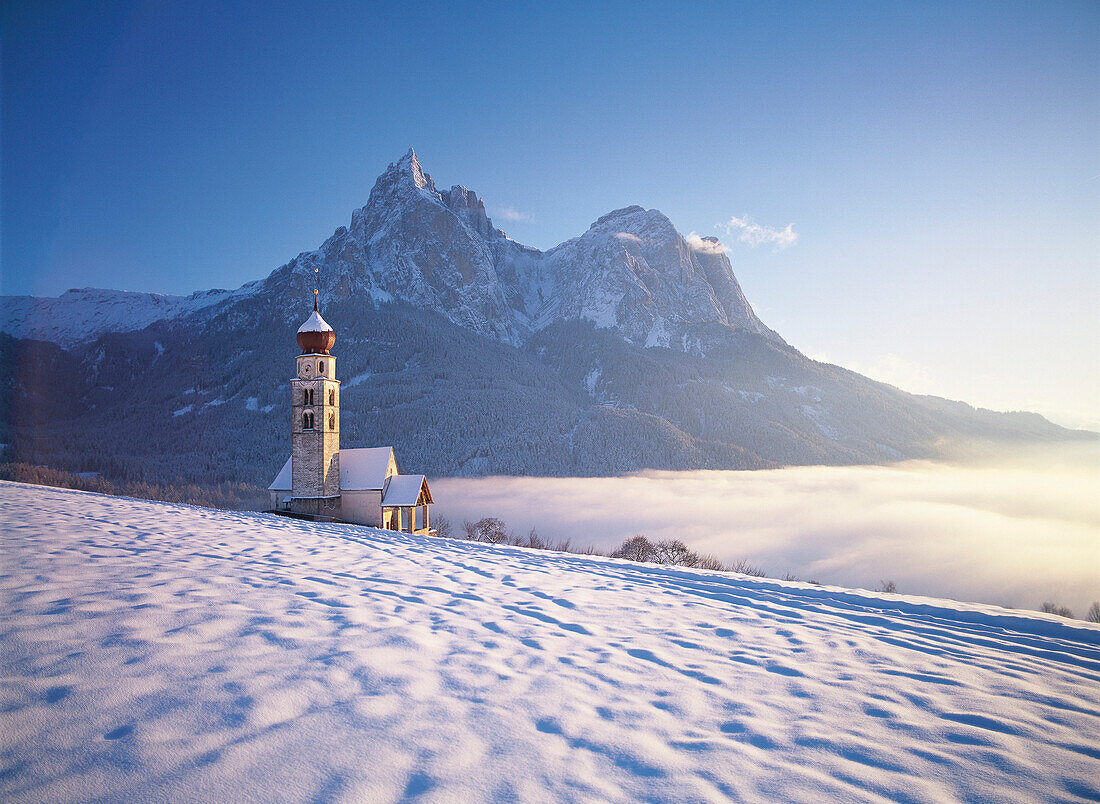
[433,442,1100,616]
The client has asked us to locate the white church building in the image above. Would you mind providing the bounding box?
[268,298,434,534]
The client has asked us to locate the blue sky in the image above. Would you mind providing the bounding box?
[2,0,1097,426]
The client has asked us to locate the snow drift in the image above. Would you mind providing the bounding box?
[1,482,1098,802]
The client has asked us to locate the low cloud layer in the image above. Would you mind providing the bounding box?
[720,215,798,250]
[433,444,1100,616]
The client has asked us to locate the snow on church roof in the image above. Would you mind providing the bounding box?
[340,447,396,491]
[267,457,292,491]
[267,447,397,492]
[382,474,431,507]
[297,309,333,334]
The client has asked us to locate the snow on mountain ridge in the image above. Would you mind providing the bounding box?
[1,150,778,351]
[0,284,260,348]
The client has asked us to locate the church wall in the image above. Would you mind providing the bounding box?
[289,495,341,519]
[340,489,384,527]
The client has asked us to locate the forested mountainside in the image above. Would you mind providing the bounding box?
[0,151,1089,487]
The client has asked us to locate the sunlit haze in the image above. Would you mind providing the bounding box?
[433,443,1100,615]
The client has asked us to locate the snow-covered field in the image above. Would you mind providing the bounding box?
[2,482,1098,802]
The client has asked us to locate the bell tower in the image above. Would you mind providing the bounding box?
[290,288,340,516]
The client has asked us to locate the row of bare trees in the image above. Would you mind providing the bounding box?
[443,518,765,575]
[438,518,1100,623]
[609,534,765,575]
[1042,601,1100,623]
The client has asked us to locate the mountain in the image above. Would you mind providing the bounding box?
[3,482,1098,802]
[0,150,1091,487]
[0,285,260,348]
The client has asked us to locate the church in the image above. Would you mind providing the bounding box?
[267,295,434,534]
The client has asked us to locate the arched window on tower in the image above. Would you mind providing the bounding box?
[303,412,314,430]
[303,388,309,405]
[329,389,335,406]
[329,412,335,430]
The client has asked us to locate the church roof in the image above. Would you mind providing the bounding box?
[340,446,396,490]
[268,457,292,491]
[267,446,397,492]
[382,474,432,507]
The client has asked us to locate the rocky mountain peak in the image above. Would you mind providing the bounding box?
[445,185,499,238]
[372,147,438,197]
[591,206,647,229]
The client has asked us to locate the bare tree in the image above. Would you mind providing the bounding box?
[524,528,546,550]
[433,517,453,539]
[695,554,729,571]
[612,535,656,563]
[1086,601,1100,624]
[1040,601,1074,618]
[654,539,698,567]
[877,580,898,594]
[727,558,767,577]
[463,517,509,544]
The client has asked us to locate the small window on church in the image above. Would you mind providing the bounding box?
[303,412,313,430]
[329,412,335,430]
[329,389,335,406]
[319,361,325,374]
[302,389,309,405]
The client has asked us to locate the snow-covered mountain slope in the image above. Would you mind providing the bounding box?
[537,205,781,348]
[1,150,777,351]
[2,482,1097,803]
[288,149,780,348]
[0,284,259,348]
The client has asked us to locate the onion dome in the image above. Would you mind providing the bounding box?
[296,297,335,354]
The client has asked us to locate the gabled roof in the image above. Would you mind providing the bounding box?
[340,446,397,491]
[382,474,433,507]
[268,457,292,491]
[267,446,397,492]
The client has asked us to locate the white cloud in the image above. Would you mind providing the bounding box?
[614,232,642,243]
[493,206,533,223]
[720,215,798,250]
[685,232,728,255]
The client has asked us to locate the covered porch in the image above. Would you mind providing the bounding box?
[382,474,434,535]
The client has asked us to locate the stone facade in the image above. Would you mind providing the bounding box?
[290,352,340,515]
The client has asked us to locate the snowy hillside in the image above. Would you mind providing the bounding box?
[2,482,1098,802]
[0,285,258,348]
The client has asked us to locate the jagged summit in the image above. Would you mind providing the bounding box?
[591,205,650,228]
[444,185,499,238]
[269,150,782,348]
[2,150,779,351]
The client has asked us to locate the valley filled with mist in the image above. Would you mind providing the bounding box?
[434,443,1100,617]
